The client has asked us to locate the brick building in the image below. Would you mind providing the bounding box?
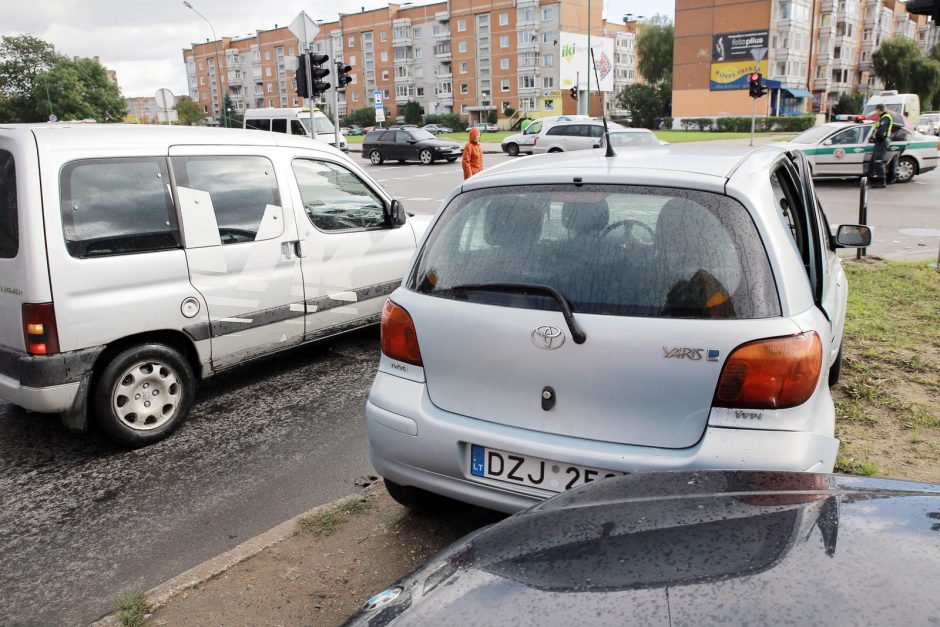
[673,0,938,120]
[181,0,640,126]
[125,96,159,123]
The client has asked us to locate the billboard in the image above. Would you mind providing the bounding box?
[559,32,615,93]
[710,30,769,91]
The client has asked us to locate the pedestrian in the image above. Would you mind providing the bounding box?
[462,126,483,179]
[870,104,893,188]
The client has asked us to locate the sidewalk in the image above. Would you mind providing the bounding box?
[93,481,502,626]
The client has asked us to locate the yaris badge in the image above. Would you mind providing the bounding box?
[532,325,565,350]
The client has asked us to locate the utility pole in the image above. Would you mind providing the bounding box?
[576,70,580,114]
[587,0,591,117]
[183,1,226,127]
[331,37,341,149]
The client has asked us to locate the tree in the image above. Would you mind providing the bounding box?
[873,37,940,113]
[832,92,864,116]
[29,57,126,122]
[403,101,423,125]
[222,94,242,127]
[174,95,204,126]
[616,83,670,129]
[0,34,65,122]
[486,110,498,124]
[636,16,673,86]
[341,106,376,128]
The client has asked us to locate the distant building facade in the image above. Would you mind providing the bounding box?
[673,0,938,119]
[181,1,641,125]
[125,97,158,123]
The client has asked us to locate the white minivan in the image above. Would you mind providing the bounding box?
[0,123,424,446]
[244,107,348,152]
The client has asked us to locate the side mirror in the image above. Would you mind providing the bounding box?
[822,139,833,146]
[386,199,407,228]
[835,224,872,248]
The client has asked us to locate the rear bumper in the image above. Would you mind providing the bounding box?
[0,344,104,413]
[366,372,839,514]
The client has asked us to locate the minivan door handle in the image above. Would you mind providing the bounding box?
[294,240,309,258]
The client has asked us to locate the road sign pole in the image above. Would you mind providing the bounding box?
[289,11,321,140]
[750,96,757,146]
[331,38,341,148]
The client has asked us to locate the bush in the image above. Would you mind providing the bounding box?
[422,113,462,130]
[714,115,816,133]
[486,110,498,125]
[341,107,376,128]
[682,117,714,131]
[774,115,816,132]
[403,101,424,125]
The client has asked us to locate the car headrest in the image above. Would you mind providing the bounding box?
[483,196,545,247]
[562,199,610,236]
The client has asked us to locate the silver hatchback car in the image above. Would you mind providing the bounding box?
[367,146,871,513]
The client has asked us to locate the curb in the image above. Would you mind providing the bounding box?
[90,483,382,626]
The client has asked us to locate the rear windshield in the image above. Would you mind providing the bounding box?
[408,185,780,319]
[0,150,16,258]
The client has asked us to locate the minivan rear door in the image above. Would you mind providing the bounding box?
[400,184,796,450]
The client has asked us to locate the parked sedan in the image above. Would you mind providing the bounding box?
[915,112,940,136]
[531,120,625,154]
[362,128,462,165]
[607,128,667,147]
[367,145,870,513]
[346,470,940,626]
[466,123,499,133]
[422,124,453,135]
[777,121,939,183]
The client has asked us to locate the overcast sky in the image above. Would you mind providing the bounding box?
[2,0,674,98]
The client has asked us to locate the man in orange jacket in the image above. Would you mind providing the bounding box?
[462,127,483,179]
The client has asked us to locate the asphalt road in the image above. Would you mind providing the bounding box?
[2,140,937,625]
[0,330,380,625]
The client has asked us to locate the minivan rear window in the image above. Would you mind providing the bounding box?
[408,185,780,319]
[60,158,180,258]
[0,150,17,259]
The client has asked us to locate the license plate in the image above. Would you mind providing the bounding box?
[469,444,622,493]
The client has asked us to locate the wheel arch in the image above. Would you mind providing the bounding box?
[91,330,204,384]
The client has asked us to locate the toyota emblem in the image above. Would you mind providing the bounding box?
[531,325,565,350]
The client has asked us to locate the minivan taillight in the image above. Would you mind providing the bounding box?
[713,332,822,410]
[22,303,60,356]
[381,300,423,366]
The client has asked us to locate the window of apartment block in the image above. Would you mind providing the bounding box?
[200,77,205,85]
[499,13,509,26]
[543,76,554,88]
[461,83,469,94]
[415,47,423,58]
[518,75,536,89]
[518,7,535,22]
[541,6,554,20]
[382,70,389,80]
[459,40,468,53]
[350,55,357,65]
[544,98,555,111]
[543,54,553,67]
[519,97,535,110]
[351,74,358,84]
[380,31,388,42]
[417,87,425,96]
[500,57,509,70]
[414,27,421,37]
[349,36,355,47]
[542,31,555,44]
[415,67,424,78]
[266,67,272,76]
[352,92,358,102]
[381,51,388,62]
[383,89,390,98]
[461,104,468,113]
[500,35,509,48]
[518,31,537,44]
[501,79,510,91]
[460,61,469,73]
[457,18,466,32]
[267,83,273,92]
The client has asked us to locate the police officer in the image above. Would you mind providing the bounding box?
[871,104,893,188]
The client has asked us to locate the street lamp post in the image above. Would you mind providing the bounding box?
[184,1,227,127]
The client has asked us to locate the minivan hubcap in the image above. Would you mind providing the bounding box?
[112,361,181,431]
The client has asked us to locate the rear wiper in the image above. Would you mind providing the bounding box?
[450,282,586,344]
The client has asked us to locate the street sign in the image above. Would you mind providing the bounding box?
[155,88,176,111]
[373,90,385,123]
[48,114,57,123]
[289,11,319,46]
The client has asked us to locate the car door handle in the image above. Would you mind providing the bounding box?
[281,240,308,260]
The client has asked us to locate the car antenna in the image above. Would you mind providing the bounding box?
[591,48,616,157]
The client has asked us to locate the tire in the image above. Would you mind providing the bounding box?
[895,156,917,183]
[548,147,563,153]
[505,142,520,156]
[384,479,448,512]
[93,343,195,447]
[419,149,434,165]
[369,150,384,165]
[828,347,843,388]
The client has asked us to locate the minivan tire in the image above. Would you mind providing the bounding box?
[505,143,520,156]
[384,478,448,512]
[93,344,196,447]
[369,150,384,165]
[828,347,843,388]
[419,149,434,165]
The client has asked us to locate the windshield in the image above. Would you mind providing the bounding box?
[408,129,436,141]
[790,125,839,144]
[609,132,658,147]
[299,115,336,135]
[409,184,780,319]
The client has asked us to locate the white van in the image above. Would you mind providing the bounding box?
[0,123,425,446]
[862,91,920,123]
[244,107,348,152]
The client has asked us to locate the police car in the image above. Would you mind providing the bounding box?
[777,121,939,183]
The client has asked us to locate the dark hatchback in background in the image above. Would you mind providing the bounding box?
[345,470,940,626]
[362,128,462,165]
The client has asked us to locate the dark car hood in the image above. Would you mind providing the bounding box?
[346,471,940,626]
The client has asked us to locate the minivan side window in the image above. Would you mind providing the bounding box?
[59,158,179,258]
[246,118,271,131]
[292,159,386,231]
[272,119,287,134]
[290,120,307,135]
[0,150,17,259]
[171,156,282,245]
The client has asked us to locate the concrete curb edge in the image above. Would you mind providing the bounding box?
[90,483,383,626]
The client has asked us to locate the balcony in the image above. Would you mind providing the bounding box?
[820,0,835,11]
[433,27,450,39]
[393,34,414,46]
[434,70,453,79]
[516,0,538,6]
[434,49,452,61]
[813,76,833,91]
[517,38,539,51]
[435,11,449,22]
[394,74,413,83]
[227,73,242,85]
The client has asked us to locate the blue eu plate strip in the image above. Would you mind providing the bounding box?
[470,444,485,477]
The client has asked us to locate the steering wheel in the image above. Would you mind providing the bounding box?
[602,219,655,241]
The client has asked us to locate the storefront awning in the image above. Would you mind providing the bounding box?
[783,87,813,99]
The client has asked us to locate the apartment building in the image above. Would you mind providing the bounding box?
[125,97,158,123]
[674,0,938,119]
[181,0,640,125]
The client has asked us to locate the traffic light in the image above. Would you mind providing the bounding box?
[309,53,331,97]
[748,72,766,98]
[295,54,308,98]
[569,85,578,101]
[335,62,352,89]
[904,0,939,22]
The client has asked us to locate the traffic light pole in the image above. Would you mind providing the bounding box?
[750,96,757,147]
[302,48,316,140]
[331,38,341,149]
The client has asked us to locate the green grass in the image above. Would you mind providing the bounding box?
[298,497,372,537]
[117,592,150,627]
[835,454,881,476]
[653,131,788,143]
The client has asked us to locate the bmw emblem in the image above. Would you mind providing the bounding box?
[531,325,565,350]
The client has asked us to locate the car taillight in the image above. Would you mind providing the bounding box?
[381,300,423,367]
[713,332,822,410]
[22,303,60,356]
